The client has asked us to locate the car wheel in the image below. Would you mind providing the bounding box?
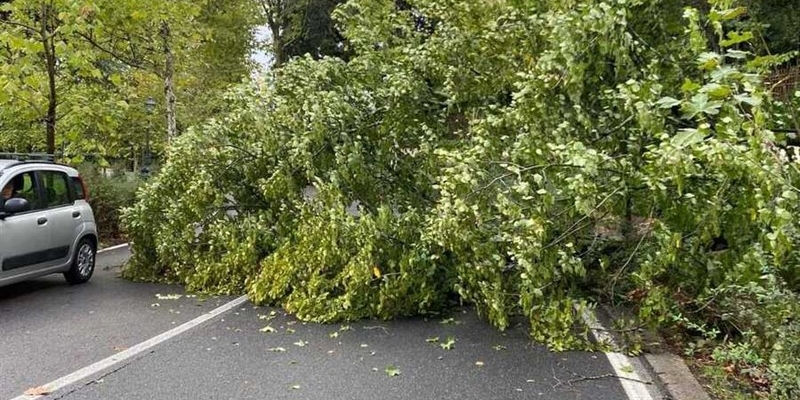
[64,238,96,284]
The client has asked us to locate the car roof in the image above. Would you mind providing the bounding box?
[0,160,18,169]
[0,160,78,176]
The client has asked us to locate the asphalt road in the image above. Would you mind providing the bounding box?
[0,246,649,400]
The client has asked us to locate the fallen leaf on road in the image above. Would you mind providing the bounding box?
[155,294,183,300]
[492,344,507,351]
[24,386,49,396]
[426,336,439,343]
[621,365,634,374]
[260,325,276,333]
[440,336,456,350]
[385,365,401,377]
[293,340,307,347]
[475,361,484,367]
[113,346,128,352]
[268,347,286,352]
[291,385,301,390]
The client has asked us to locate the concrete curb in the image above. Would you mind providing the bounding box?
[98,242,129,254]
[599,305,712,400]
[643,351,711,400]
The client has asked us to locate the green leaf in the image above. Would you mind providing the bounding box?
[703,84,731,99]
[385,365,401,377]
[620,365,634,374]
[655,97,681,109]
[440,336,456,350]
[709,7,746,22]
[720,31,753,48]
[697,53,720,71]
[681,94,722,119]
[670,129,705,148]
[681,79,701,93]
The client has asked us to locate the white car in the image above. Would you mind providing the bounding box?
[0,159,98,287]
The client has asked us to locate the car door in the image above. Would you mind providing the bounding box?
[38,169,82,266]
[0,171,55,279]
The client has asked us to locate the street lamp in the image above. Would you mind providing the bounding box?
[142,97,156,176]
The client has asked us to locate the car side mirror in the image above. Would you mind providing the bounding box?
[3,197,31,215]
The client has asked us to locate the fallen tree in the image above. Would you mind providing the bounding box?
[123,1,800,397]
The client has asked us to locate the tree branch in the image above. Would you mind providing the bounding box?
[77,31,152,72]
[0,19,39,34]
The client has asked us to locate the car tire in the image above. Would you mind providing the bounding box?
[64,238,96,284]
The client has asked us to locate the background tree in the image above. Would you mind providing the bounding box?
[0,0,99,154]
[0,0,260,163]
[259,0,347,68]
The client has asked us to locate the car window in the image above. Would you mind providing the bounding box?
[71,177,85,200]
[2,171,44,210]
[41,171,72,207]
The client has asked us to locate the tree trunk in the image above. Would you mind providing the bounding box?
[268,20,285,67]
[160,20,177,143]
[41,2,57,155]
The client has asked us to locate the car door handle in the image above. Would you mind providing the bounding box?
[37,217,48,225]
[72,210,81,218]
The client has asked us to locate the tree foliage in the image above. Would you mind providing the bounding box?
[124,0,800,396]
[0,0,259,163]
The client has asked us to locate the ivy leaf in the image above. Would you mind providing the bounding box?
[681,94,722,119]
[385,365,401,377]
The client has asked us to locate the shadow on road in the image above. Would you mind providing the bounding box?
[0,277,66,302]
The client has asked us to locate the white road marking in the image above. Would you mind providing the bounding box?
[97,243,129,254]
[581,308,656,400]
[11,295,249,400]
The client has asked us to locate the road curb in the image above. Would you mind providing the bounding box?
[643,351,711,400]
[599,305,712,400]
[98,242,129,254]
